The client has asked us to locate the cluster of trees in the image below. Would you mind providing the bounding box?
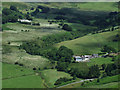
[102,45,116,53]
[62,24,73,31]
[93,11,119,29]
[101,56,120,77]
[2,5,32,24]
[31,5,50,16]
[68,65,100,79]
[101,45,117,53]
[54,77,72,85]
[2,6,21,24]
[32,22,40,26]
[113,34,120,42]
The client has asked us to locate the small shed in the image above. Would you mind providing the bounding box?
[92,54,99,58]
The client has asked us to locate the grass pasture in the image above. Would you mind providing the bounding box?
[2,22,63,44]
[67,23,97,31]
[56,30,119,55]
[76,2,118,11]
[2,63,45,88]
[40,69,72,88]
[2,75,45,88]
[2,47,52,69]
[68,62,89,71]
[88,57,113,67]
[2,63,34,79]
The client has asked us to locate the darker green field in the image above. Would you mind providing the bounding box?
[88,57,114,67]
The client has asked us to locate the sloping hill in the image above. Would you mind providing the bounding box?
[2,2,117,12]
[56,29,119,55]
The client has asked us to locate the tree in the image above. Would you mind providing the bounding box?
[62,24,72,31]
[101,64,106,70]
[56,46,74,62]
[101,45,116,53]
[2,8,13,15]
[37,5,50,13]
[97,78,100,82]
[10,5,18,11]
[54,16,66,20]
[31,8,40,16]
[88,65,100,78]
[105,64,117,76]
[56,61,69,71]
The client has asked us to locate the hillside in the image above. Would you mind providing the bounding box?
[56,29,119,55]
[2,2,119,89]
[2,2,117,11]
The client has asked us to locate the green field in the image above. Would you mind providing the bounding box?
[2,63,34,79]
[2,2,119,89]
[88,57,113,67]
[40,69,72,88]
[68,62,89,70]
[56,30,119,55]
[76,2,118,11]
[67,23,97,31]
[2,22,63,44]
[2,62,45,88]
[2,75,45,88]
[2,47,52,69]
[2,2,117,11]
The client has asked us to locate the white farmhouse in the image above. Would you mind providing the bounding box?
[18,19,31,23]
[83,55,91,61]
[73,56,83,62]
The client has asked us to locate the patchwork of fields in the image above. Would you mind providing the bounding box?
[2,2,119,89]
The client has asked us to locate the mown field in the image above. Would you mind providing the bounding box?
[2,63,45,88]
[56,29,119,55]
[3,75,45,88]
[2,63,34,79]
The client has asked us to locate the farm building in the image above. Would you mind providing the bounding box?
[83,55,92,61]
[92,54,99,58]
[18,19,31,23]
[73,56,83,62]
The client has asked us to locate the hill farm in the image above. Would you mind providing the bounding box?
[1,2,120,89]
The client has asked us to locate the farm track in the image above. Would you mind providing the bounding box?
[56,79,94,88]
[2,73,34,80]
[39,72,49,88]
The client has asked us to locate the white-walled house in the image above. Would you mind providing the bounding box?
[18,19,32,23]
[73,56,83,62]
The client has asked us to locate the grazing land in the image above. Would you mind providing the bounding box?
[56,29,119,55]
[2,2,119,89]
[40,69,72,88]
[88,57,113,67]
[2,75,45,88]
